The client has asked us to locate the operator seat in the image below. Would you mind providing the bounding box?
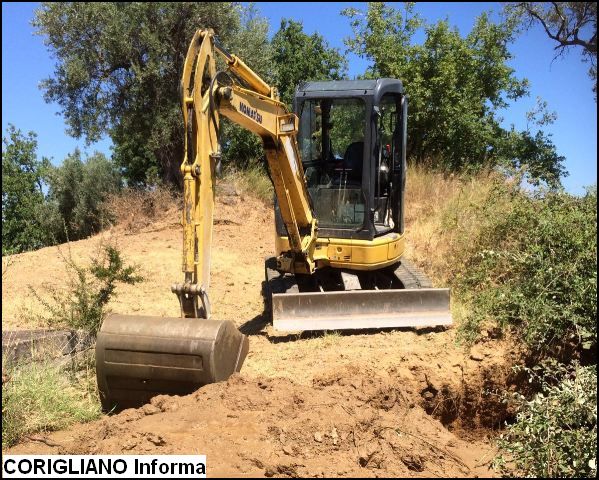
[342,141,364,183]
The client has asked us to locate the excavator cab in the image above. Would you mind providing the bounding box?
[269,79,451,331]
[278,79,406,244]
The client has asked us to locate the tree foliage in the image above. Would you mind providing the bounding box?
[2,125,122,253]
[2,125,51,254]
[219,6,272,170]
[32,1,570,187]
[44,150,122,243]
[504,2,598,98]
[271,19,347,106]
[343,2,566,186]
[221,17,348,170]
[33,2,271,186]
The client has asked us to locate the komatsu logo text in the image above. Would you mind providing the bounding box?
[239,102,262,124]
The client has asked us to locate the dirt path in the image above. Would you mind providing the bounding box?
[3,191,514,477]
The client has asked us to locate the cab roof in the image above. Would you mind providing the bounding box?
[295,78,404,98]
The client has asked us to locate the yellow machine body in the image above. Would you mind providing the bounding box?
[275,233,405,271]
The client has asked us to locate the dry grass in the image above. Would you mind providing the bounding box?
[219,163,274,203]
[104,185,178,233]
[403,165,512,287]
[2,350,101,448]
[402,165,523,333]
[103,170,273,236]
[2,256,17,280]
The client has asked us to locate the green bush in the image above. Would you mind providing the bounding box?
[441,180,597,477]
[456,184,597,352]
[32,244,143,336]
[2,128,123,254]
[494,362,597,478]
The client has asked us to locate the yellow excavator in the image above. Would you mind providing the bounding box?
[96,29,451,410]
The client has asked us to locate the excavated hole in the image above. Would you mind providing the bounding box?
[416,357,532,438]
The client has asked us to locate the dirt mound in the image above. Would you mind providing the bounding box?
[9,367,496,477]
[242,328,523,438]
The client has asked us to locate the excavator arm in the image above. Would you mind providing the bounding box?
[173,29,318,319]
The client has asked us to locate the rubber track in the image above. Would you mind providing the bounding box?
[393,259,433,289]
[264,257,299,316]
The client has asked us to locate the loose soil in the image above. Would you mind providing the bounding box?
[3,189,520,477]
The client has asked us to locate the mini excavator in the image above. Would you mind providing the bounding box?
[96,29,451,410]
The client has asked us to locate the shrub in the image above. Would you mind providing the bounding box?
[494,362,597,478]
[31,244,143,336]
[438,180,597,478]
[456,185,597,352]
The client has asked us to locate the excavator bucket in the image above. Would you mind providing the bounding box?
[96,314,249,411]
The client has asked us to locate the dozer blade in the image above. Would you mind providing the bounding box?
[272,288,451,332]
[96,314,249,411]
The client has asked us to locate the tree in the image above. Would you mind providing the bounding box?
[220,17,348,171]
[343,2,566,186]
[496,128,566,186]
[44,150,122,243]
[2,125,50,254]
[33,2,271,186]
[271,19,347,107]
[220,5,272,170]
[504,2,598,98]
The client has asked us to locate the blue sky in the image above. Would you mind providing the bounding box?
[2,2,597,194]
